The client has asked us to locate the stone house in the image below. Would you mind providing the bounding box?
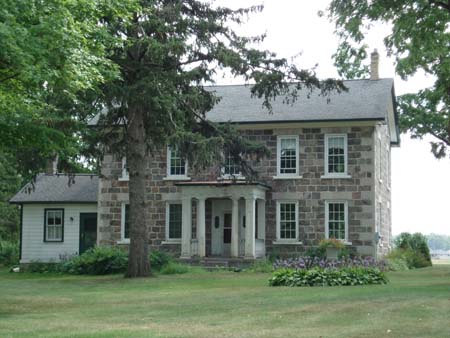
[11,54,399,263]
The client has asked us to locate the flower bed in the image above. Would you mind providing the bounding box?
[269,256,388,287]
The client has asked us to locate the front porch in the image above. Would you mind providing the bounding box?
[176,181,269,260]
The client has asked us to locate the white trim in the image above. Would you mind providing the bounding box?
[273,175,303,180]
[276,135,300,177]
[165,201,182,241]
[119,157,129,181]
[273,240,303,245]
[120,203,129,242]
[321,174,352,179]
[324,134,348,176]
[325,200,349,242]
[276,200,299,241]
[166,146,189,179]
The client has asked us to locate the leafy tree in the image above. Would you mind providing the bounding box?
[327,0,450,158]
[0,0,136,176]
[97,0,344,277]
[427,233,450,251]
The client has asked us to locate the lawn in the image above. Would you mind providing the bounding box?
[0,265,449,338]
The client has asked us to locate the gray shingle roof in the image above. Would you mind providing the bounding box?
[10,174,98,204]
[206,78,394,123]
[88,78,395,126]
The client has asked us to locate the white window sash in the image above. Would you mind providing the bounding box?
[166,146,189,178]
[165,201,182,242]
[45,209,63,242]
[324,134,348,176]
[276,135,299,176]
[325,201,348,242]
[120,157,129,180]
[276,200,299,241]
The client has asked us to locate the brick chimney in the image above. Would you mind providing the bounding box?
[370,49,379,80]
[45,155,58,175]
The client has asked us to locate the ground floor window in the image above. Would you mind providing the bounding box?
[325,201,348,241]
[166,203,182,240]
[276,201,298,240]
[44,209,64,242]
[121,204,130,241]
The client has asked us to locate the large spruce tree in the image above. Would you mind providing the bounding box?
[98,0,344,277]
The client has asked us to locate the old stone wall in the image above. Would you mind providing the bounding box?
[97,123,390,257]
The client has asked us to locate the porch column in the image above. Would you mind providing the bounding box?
[257,199,266,240]
[231,198,239,257]
[197,198,206,257]
[244,197,256,258]
[181,197,192,258]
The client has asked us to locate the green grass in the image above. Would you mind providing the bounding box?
[0,265,449,338]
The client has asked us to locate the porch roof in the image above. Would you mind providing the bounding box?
[175,180,270,190]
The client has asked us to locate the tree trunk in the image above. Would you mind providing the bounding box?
[125,110,150,278]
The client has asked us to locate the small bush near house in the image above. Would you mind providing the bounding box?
[386,232,432,270]
[0,240,19,266]
[61,246,128,275]
[24,261,62,273]
[159,261,190,275]
[149,250,174,271]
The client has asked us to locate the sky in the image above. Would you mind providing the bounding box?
[214,0,450,236]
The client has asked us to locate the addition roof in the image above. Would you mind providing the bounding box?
[9,174,98,204]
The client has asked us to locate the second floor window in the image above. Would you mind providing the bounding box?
[222,153,241,177]
[325,134,347,175]
[167,147,187,177]
[277,136,299,176]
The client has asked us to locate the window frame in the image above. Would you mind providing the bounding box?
[276,200,299,242]
[120,203,130,244]
[276,135,300,178]
[324,134,349,177]
[165,201,182,242]
[166,146,189,180]
[119,157,129,181]
[220,152,244,179]
[43,208,64,243]
[325,201,349,242]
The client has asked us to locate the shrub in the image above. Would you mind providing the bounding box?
[386,247,430,270]
[318,238,345,250]
[61,246,128,275]
[0,240,19,266]
[149,250,173,271]
[159,261,189,275]
[248,259,274,273]
[394,232,432,267]
[24,261,62,273]
[269,267,388,287]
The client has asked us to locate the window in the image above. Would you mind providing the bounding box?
[325,201,348,241]
[277,136,299,176]
[166,203,182,240]
[276,201,298,240]
[325,134,348,176]
[120,157,129,180]
[121,203,130,241]
[167,147,188,177]
[44,209,64,242]
[222,153,242,178]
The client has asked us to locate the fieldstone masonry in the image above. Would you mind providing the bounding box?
[98,123,392,258]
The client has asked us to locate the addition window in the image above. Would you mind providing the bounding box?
[166,202,182,241]
[325,201,348,241]
[44,209,64,242]
[167,147,188,177]
[120,157,129,180]
[324,134,348,176]
[277,136,299,176]
[121,203,130,242]
[222,153,242,178]
[276,201,298,240]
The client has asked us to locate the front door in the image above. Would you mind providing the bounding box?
[211,200,231,256]
[79,213,97,254]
